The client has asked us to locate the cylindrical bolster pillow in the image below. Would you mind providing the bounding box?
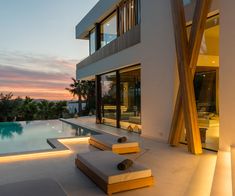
[117,136,127,143]
[117,159,133,170]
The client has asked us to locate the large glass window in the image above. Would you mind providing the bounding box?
[89,28,96,55]
[100,12,117,48]
[99,65,141,133]
[88,0,141,54]
[181,15,219,151]
[120,67,141,132]
[101,72,117,127]
[118,0,141,35]
[194,70,217,114]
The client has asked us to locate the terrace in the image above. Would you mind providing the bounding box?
[0,116,223,196]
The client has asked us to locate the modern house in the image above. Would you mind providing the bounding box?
[75,0,235,159]
[1,0,235,195]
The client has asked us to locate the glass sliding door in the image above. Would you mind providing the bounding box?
[120,66,141,132]
[101,72,117,127]
[194,70,217,114]
[181,15,219,151]
[98,65,141,132]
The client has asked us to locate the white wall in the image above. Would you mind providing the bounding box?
[76,0,223,144]
[140,0,175,141]
[77,0,176,142]
[220,0,235,151]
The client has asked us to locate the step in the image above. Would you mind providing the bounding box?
[210,150,232,196]
[183,153,217,196]
[230,147,235,195]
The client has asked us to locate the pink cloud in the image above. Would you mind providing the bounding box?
[0,50,79,100]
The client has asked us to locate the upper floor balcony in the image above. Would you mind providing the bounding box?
[77,24,140,70]
[76,0,141,70]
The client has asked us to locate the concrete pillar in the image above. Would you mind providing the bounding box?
[220,0,235,151]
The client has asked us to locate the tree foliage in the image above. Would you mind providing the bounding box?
[0,93,69,122]
[66,78,95,116]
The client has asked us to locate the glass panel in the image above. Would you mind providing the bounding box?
[136,0,141,25]
[119,0,140,35]
[194,71,216,114]
[100,12,117,48]
[181,15,219,151]
[183,0,192,6]
[89,28,96,55]
[101,72,117,127]
[120,67,141,133]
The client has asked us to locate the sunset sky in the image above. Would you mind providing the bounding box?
[0,0,98,100]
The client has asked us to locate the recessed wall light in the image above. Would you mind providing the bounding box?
[214,18,218,25]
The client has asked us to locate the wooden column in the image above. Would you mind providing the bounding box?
[169,0,212,153]
[170,0,204,154]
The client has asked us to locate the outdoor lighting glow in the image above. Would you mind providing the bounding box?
[0,136,91,163]
[212,60,216,64]
[0,150,71,163]
[58,137,90,144]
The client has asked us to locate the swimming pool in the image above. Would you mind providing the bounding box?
[0,120,98,155]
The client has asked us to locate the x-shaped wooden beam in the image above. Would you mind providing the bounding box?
[169,0,212,154]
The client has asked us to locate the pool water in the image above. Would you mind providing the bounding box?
[0,120,98,154]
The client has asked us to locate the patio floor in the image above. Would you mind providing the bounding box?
[0,117,217,196]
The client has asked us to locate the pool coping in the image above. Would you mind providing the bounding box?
[59,118,117,135]
[0,119,100,160]
[0,136,91,159]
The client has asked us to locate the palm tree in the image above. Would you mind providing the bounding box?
[66,78,84,115]
[53,101,68,118]
[82,80,95,114]
[37,100,55,120]
[18,96,37,121]
[0,93,14,121]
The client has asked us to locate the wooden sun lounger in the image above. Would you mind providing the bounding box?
[75,151,154,195]
[89,134,140,154]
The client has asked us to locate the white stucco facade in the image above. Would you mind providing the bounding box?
[220,0,235,151]
[140,0,175,141]
[75,0,235,152]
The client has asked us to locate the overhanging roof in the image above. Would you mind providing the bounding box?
[76,0,122,39]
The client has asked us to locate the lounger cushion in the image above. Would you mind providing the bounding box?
[90,134,139,149]
[77,151,151,184]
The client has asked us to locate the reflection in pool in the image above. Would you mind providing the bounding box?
[0,122,23,139]
[0,120,99,154]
